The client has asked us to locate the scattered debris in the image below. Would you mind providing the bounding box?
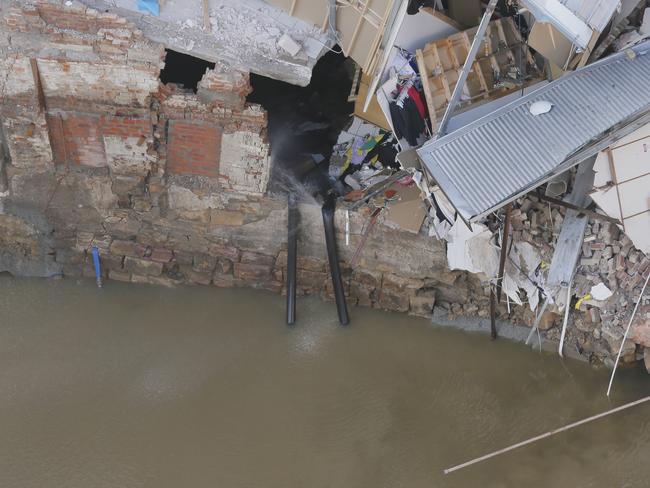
[591,283,614,301]
[277,33,302,57]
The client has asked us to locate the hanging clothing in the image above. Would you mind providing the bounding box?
[408,86,427,119]
[390,97,425,147]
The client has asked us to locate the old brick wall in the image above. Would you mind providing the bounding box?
[0,0,457,322]
[0,0,272,273]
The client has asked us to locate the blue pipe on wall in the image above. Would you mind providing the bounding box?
[91,246,103,288]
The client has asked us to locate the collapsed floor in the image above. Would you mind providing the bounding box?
[0,0,647,374]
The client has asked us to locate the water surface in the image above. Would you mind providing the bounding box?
[0,277,648,487]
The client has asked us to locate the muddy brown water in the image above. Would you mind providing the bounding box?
[0,276,649,488]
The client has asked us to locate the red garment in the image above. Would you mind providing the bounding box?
[408,86,427,119]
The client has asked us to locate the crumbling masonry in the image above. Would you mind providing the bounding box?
[0,1,648,370]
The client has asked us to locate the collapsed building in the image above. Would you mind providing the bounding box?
[0,0,648,373]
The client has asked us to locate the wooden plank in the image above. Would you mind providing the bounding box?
[362,0,395,71]
[421,7,464,30]
[443,39,460,104]
[575,30,599,69]
[461,31,488,95]
[348,64,362,102]
[416,49,438,129]
[485,24,500,76]
[537,192,622,225]
[431,43,452,102]
[446,38,460,69]
[353,73,391,130]
[606,148,626,231]
[335,0,394,72]
[495,18,515,65]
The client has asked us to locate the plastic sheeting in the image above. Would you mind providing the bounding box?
[137,0,159,16]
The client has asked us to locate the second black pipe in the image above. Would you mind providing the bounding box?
[287,193,298,325]
[322,193,349,325]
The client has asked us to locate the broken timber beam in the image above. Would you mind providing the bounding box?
[536,192,621,225]
[202,0,211,31]
[29,59,46,112]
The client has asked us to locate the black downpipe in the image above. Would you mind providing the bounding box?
[286,193,298,325]
[322,193,349,325]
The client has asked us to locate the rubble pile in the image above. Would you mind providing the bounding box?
[439,187,650,368]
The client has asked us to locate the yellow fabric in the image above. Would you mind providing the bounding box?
[341,135,382,174]
[575,294,591,310]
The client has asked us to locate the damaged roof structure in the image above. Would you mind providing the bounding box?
[417,41,650,222]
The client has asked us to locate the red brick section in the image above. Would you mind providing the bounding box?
[167,120,221,177]
[59,113,105,167]
[101,115,150,138]
[46,112,151,166]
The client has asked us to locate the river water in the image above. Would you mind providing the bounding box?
[0,276,649,487]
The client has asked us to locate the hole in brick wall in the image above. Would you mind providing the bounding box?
[160,49,215,92]
[247,48,355,197]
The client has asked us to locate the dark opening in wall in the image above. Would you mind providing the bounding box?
[160,49,215,92]
[247,48,355,197]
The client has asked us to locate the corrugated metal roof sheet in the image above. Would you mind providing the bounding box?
[417,41,650,222]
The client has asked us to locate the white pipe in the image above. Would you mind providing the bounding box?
[558,282,572,358]
[444,394,650,475]
[607,272,650,397]
[345,209,350,246]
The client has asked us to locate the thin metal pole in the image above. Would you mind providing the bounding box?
[496,204,512,304]
[607,272,650,397]
[444,395,650,475]
[437,0,499,137]
[490,285,497,340]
